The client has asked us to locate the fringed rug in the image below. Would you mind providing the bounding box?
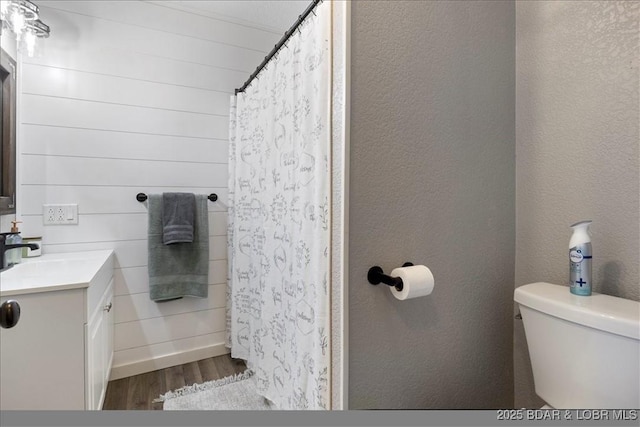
[154,370,274,410]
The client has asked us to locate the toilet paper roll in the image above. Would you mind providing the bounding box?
[389,265,434,300]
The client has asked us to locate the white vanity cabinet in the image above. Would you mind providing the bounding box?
[0,250,114,410]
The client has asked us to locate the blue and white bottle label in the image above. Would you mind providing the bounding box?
[569,250,583,263]
[569,243,592,296]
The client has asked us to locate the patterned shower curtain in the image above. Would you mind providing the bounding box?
[226,1,331,410]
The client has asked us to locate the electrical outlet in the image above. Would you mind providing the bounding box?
[43,204,78,225]
[56,206,65,222]
[45,206,56,223]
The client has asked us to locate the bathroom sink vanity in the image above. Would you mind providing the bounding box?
[0,250,114,409]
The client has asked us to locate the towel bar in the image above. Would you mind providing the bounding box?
[136,193,218,202]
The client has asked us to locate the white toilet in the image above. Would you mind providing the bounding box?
[515,282,640,409]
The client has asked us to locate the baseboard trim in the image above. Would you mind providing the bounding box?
[109,342,229,380]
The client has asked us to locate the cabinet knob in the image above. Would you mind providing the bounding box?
[103,302,112,313]
[0,300,21,329]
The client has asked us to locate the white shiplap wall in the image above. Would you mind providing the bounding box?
[17,0,285,379]
[1,30,18,233]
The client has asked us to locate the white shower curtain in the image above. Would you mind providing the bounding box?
[226,1,331,410]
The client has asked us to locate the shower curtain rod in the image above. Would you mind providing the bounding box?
[234,0,322,95]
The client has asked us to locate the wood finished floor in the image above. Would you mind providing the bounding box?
[103,354,247,410]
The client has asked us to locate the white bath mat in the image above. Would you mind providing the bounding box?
[155,370,273,410]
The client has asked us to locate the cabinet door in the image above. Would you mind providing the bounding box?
[0,290,85,409]
[86,277,114,410]
[86,290,105,411]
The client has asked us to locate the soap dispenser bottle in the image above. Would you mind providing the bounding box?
[569,220,592,296]
[6,221,23,266]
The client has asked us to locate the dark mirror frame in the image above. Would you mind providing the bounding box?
[0,47,17,215]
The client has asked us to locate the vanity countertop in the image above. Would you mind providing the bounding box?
[0,250,114,297]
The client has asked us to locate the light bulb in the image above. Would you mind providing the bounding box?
[11,8,25,38]
[24,29,35,56]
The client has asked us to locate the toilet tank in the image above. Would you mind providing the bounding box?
[515,282,640,409]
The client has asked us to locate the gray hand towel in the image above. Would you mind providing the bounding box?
[148,194,209,302]
[162,192,196,245]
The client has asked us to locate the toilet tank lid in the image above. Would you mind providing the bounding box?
[514,282,640,340]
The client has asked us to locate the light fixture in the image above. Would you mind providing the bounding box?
[0,0,50,56]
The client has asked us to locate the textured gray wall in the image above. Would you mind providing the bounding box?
[515,1,640,408]
[349,1,515,409]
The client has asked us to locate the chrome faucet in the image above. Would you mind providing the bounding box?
[0,233,39,271]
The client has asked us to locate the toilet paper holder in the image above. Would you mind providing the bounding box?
[367,262,414,291]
